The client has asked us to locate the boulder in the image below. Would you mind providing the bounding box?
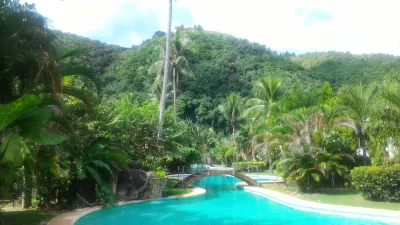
[117,169,149,201]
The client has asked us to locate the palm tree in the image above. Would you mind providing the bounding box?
[158,0,172,137]
[256,122,292,172]
[368,73,400,163]
[244,73,282,119]
[337,83,378,165]
[218,93,245,142]
[149,30,194,117]
[170,31,194,115]
[277,147,325,192]
[0,0,59,104]
[235,119,257,161]
[317,152,353,187]
[281,108,313,149]
[278,147,352,191]
[241,74,282,162]
[68,138,125,208]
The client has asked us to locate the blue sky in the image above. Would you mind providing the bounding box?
[84,3,194,47]
[23,0,400,55]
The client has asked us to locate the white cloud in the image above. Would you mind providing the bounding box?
[22,0,400,55]
[131,33,142,45]
[22,0,163,35]
[182,0,400,55]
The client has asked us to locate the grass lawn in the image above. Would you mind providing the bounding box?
[1,210,58,225]
[164,179,191,197]
[262,183,400,211]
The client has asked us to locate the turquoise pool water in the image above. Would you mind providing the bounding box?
[76,176,393,225]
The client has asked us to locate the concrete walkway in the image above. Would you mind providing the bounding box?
[47,187,206,225]
[244,186,400,224]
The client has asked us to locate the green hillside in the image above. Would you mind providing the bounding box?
[55,31,127,76]
[86,28,400,129]
[291,52,400,89]
[98,29,321,128]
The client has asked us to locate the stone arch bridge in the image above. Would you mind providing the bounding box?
[175,170,259,188]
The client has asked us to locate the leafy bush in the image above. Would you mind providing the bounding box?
[277,148,352,192]
[155,170,167,178]
[180,147,202,165]
[166,147,202,173]
[232,162,266,172]
[351,165,400,202]
[96,184,117,208]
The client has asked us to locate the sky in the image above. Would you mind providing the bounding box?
[22,0,400,55]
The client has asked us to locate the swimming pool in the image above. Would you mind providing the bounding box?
[76,175,397,225]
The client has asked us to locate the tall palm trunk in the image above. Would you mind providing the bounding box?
[172,67,177,119]
[251,136,256,161]
[269,158,273,174]
[23,165,32,208]
[251,144,255,161]
[232,124,236,142]
[158,0,172,137]
[176,69,179,90]
[360,134,368,165]
[232,123,237,165]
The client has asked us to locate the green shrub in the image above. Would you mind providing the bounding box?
[166,147,202,172]
[96,184,117,208]
[232,162,266,172]
[351,165,400,202]
[155,170,167,178]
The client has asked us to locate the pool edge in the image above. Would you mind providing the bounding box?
[47,187,206,225]
[244,186,400,224]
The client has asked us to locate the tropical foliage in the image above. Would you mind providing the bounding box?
[351,165,400,202]
[2,0,400,213]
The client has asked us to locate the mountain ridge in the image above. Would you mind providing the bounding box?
[55,28,400,128]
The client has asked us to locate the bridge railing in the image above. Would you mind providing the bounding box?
[176,164,233,178]
[173,163,283,189]
[176,164,265,178]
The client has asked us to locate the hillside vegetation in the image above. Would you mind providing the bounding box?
[292,52,400,89]
[2,1,400,214]
[80,28,398,130]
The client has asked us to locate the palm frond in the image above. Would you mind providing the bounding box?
[62,86,94,114]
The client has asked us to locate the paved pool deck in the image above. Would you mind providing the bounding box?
[244,186,400,224]
[47,187,206,225]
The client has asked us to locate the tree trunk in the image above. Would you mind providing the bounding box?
[176,69,179,90]
[23,166,32,209]
[251,136,255,161]
[269,158,273,174]
[232,124,236,167]
[362,147,367,165]
[361,135,368,165]
[232,124,236,142]
[172,67,177,119]
[158,0,173,137]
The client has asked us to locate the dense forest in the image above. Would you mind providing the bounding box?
[92,28,400,132]
[1,0,399,215]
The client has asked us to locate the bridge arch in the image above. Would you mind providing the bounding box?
[176,170,259,188]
